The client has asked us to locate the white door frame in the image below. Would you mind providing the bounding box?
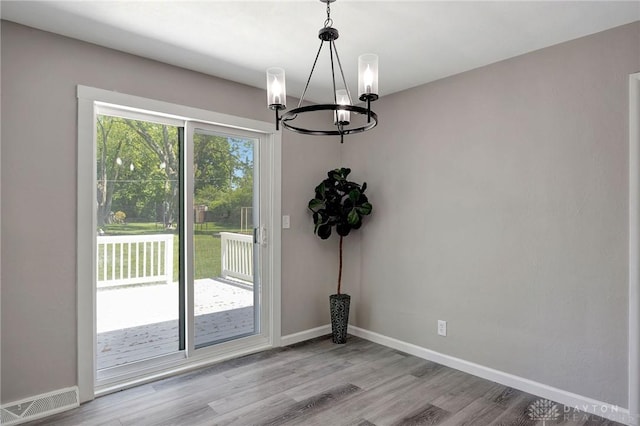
[629,72,640,426]
[76,85,281,402]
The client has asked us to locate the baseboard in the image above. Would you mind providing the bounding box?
[348,326,633,426]
[8,327,626,425]
[1,386,79,425]
[280,324,331,346]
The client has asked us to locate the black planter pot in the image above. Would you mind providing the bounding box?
[329,293,351,344]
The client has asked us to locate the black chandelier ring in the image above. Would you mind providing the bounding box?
[266,0,379,142]
[280,104,378,136]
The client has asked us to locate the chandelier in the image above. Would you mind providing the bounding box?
[266,0,379,143]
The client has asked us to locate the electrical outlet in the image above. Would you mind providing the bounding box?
[282,215,290,229]
[438,320,447,336]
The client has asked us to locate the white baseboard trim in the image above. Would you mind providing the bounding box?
[0,386,79,425]
[349,326,633,426]
[280,324,331,347]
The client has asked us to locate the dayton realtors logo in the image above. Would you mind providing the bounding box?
[528,399,560,425]
[527,399,628,424]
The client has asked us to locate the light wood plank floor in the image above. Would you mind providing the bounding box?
[27,336,623,426]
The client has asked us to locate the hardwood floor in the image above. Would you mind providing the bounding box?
[27,336,622,426]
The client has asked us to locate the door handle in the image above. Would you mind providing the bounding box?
[254,227,267,246]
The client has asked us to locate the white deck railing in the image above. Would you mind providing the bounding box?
[220,232,253,283]
[97,234,174,288]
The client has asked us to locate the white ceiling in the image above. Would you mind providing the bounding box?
[2,1,639,103]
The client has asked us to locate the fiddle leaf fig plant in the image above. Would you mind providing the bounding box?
[308,167,372,294]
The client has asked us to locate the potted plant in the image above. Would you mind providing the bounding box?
[308,167,373,343]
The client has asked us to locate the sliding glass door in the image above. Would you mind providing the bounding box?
[78,86,279,402]
[93,108,262,382]
[95,112,183,374]
[190,126,260,349]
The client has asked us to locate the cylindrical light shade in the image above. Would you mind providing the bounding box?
[358,54,379,99]
[266,67,286,109]
[335,89,350,125]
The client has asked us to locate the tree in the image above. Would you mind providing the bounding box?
[193,134,254,226]
[194,134,234,193]
[97,115,254,229]
[123,119,180,226]
[96,116,127,226]
[308,168,372,294]
[96,115,179,227]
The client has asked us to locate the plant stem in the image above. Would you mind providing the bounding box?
[338,235,343,294]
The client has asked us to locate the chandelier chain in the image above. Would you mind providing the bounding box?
[324,1,333,28]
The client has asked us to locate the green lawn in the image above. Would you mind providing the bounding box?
[101,222,248,281]
[192,232,221,281]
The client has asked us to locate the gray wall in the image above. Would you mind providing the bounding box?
[344,21,640,407]
[2,17,639,409]
[0,21,339,403]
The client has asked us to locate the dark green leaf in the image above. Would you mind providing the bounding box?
[318,224,332,239]
[308,198,324,211]
[336,223,351,236]
[347,208,359,225]
[343,198,354,210]
[357,202,372,215]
